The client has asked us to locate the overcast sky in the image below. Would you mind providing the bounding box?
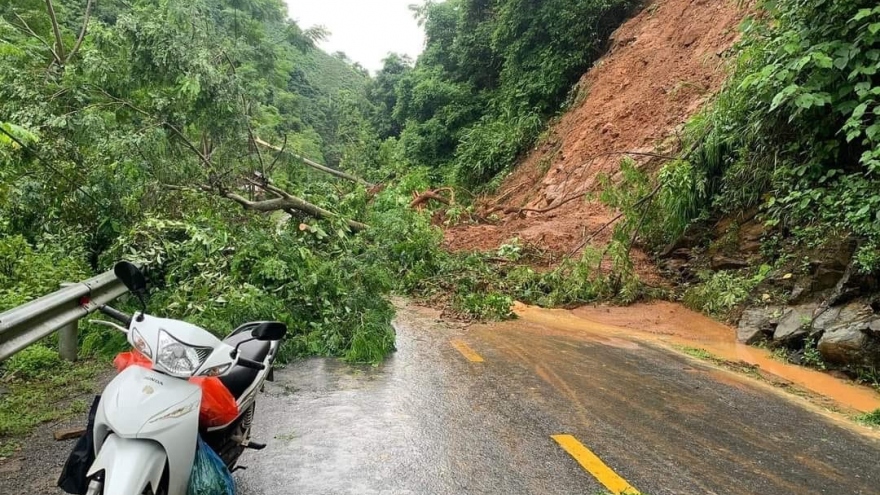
[284,0,428,74]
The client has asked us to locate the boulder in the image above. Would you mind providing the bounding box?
[812,302,870,334]
[737,306,780,344]
[811,306,842,333]
[710,255,749,271]
[817,321,870,365]
[773,304,818,343]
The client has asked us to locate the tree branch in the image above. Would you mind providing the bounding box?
[44,0,65,63]
[65,0,93,64]
[254,137,374,187]
[14,12,62,64]
[569,183,662,256]
[219,188,368,232]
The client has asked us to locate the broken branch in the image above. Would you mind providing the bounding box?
[255,137,374,187]
[220,189,368,232]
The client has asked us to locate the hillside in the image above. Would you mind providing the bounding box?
[444,0,745,258]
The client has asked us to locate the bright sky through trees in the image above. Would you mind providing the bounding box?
[284,0,428,73]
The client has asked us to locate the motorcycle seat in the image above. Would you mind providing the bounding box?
[219,332,271,399]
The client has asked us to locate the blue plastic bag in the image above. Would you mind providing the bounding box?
[187,436,235,495]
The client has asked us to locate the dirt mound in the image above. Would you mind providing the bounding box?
[445,0,745,266]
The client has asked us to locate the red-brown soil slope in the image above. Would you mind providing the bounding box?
[445,0,745,262]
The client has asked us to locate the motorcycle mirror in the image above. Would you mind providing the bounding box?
[251,322,287,342]
[114,261,148,315]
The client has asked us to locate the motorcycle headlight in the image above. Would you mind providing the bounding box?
[155,330,211,377]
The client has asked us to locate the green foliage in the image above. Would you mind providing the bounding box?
[4,345,62,379]
[454,112,543,187]
[802,338,827,370]
[653,0,880,271]
[682,266,771,317]
[0,234,90,312]
[0,0,389,365]
[0,358,105,453]
[100,211,396,363]
[373,0,639,187]
[857,408,880,426]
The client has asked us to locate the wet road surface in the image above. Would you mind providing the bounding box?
[236,304,880,495]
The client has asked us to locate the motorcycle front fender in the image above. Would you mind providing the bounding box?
[87,434,166,495]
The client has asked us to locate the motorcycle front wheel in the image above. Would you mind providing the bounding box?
[85,480,168,495]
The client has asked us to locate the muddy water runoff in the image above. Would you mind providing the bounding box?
[503,301,880,413]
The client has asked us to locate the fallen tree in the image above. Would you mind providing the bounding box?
[254,137,374,188]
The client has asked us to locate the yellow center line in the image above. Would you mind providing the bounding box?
[551,434,641,495]
[450,339,484,362]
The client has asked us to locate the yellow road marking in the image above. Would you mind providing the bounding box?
[552,434,641,494]
[450,339,484,362]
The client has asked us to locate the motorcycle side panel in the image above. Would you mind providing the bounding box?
[94,366,201,494]
[87,435,166,495]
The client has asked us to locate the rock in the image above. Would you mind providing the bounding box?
[814,263,847,292]
[773,303,819,343]
[54,427,86,441]
[789,284,809,304]
[670,248,692,259]
[828,369,855,380]
[811,306,842,333]
[737,306,781,344]
[869,318,880,335]
[738,219,765,254]
[813,302,869,334]
[710,255,749,271]
[662,258,689,275]
[818,321,870,365]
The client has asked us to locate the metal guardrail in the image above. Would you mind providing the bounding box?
[0,270,128,362]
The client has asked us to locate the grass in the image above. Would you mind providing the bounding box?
[677,346,715,360]
[0,353,108,458]
[856,409,880,427]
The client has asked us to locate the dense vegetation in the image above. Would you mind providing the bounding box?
[657,0,880,254]
[371,0,639,187]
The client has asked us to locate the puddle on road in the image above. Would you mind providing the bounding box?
[504,301,880,413]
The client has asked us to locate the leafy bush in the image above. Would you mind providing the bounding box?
[0,234,91,312]
[656,0,880,270]
[454,112,543,188]
[682,266,771,317]
[857,408,880,426]
[102,213,397,364]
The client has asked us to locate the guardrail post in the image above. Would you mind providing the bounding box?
[59,321,78,362]
[58,282,78,362]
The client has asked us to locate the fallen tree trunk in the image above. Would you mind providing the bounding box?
[169,182,369,232]
[255,137,374,187]
[220,184,369,232]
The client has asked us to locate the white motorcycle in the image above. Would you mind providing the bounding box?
[83,262,286,495]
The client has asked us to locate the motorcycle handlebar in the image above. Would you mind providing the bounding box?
[99,305,132,327]
[237,357,266,371]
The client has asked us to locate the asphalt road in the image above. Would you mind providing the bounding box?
[235,304,880,495]
[4,303,880,494]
